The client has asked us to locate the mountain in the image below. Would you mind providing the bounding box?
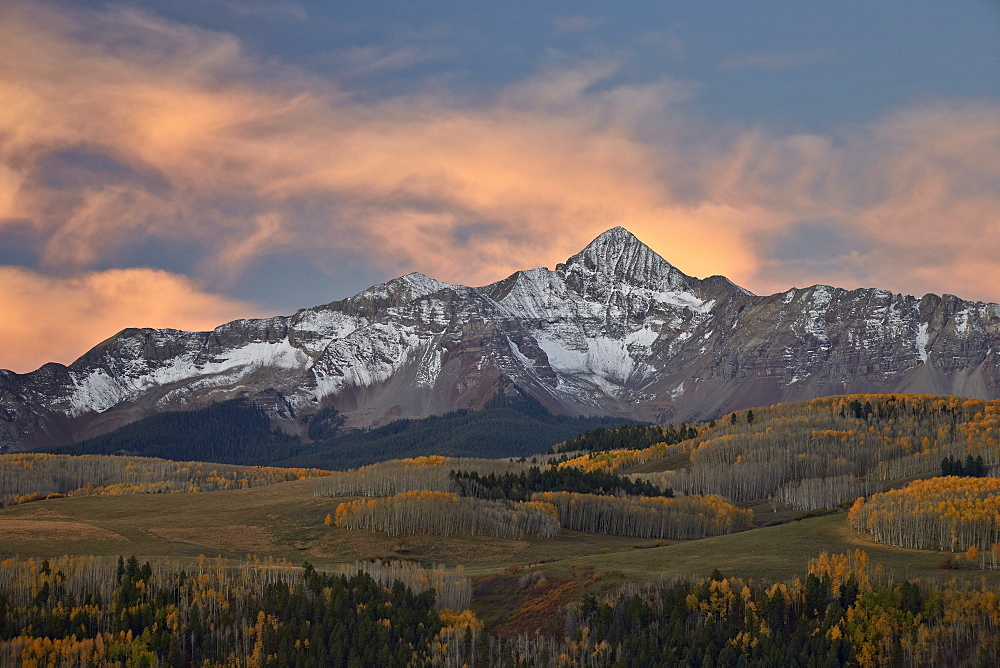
[4,226,1000,451]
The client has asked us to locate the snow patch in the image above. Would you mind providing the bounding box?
[293,309,363,337]
[625,327,658,348]
[915,322,930,363]
[413,346,443,388]
[65,369,124,416]
[536,334,641,385]
[954,308,969,335]
[653,290,714,313]
[536,335,590,375]
[63,338,312,417]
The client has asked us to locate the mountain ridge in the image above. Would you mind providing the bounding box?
[3,227,1000,451]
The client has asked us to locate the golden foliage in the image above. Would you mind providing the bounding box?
[0,453,331,506]
[633,394,1000,510]
[849,476,1000,554]
[312,456,534,497]
[532,491,752,540]
[559,440,695,474]
[333,491,560,539]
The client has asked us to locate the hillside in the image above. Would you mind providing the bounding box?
[566,393,999,509]
[46,389,635,469]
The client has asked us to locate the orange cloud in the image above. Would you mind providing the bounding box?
[0,267,258,373]
[706,102,1000,300]
[0,3,754,290]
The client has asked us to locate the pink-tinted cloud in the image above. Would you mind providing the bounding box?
[0,266,258,373]
[1,1,1000,378]
[0,3,734,286]
[705,102,1000,300]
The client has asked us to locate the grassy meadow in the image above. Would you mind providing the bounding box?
[4,474,998,590]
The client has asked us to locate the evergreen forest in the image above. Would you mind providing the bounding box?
[50,393,635,470]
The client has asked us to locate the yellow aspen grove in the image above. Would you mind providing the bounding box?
[333,491,560,538]
[311,456,535,497]
[0,453,330,506]
[849,477,1000,553]
[531,491,752,539]
[558,440,696,474]
[628,394,1000,510]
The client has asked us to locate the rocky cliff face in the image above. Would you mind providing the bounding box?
[4,226,1000,450]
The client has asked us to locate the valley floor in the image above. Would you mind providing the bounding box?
[3,478,997,589]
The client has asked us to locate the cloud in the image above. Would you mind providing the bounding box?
[1,0,999,340]
[0,267,258,373]
[707,101,1000,300]
[0,3,724,286]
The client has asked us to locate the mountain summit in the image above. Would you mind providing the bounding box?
[3,227,1000,450]
[562,226,688,292]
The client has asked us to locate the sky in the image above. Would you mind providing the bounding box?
[1,1,999,373]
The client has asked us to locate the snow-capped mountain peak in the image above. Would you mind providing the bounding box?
[561,226,687,292]
[3,226,1000,451]
[356,272,457,302]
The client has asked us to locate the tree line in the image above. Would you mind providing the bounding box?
[550,423,699,455]
[0,453,329,507]
[597,394,1000,511]
[449,465,670,502]
[44,386,635,470]
[49,400,305,465]
[311,456,536,499]
[332,491,560,539]
[531,491,752,540]
[848,476,1000,554]
[334,559,472,611]
[0,554,479,666]
[281,401,634,470]
[310,453,656,502]
[473,550,1000,666]
[941,454,988,477]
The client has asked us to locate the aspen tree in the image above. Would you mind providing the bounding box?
[0,454,330,506]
